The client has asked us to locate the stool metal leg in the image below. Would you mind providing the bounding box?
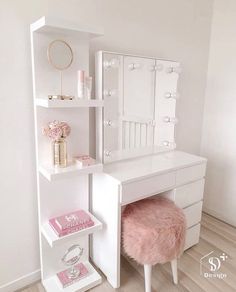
[171,259,178,284]
[144,264,152,292]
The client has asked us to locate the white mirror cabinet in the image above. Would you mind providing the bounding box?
[92,51,207,289]
[96,51,180,163]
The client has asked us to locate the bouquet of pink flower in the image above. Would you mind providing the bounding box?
[42,120,71,140]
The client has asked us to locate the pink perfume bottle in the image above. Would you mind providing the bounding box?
[77,70,85,98]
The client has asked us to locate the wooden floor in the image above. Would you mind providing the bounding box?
[21,213,236,292]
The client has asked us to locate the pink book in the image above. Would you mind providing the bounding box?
[51,210,93,231]
[57,262,88,288]
[49,218,94,237]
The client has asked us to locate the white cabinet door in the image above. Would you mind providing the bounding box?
[99,52,180,163]
[154,60,180,148]
[103,53,123,163]
[122,56,156,149]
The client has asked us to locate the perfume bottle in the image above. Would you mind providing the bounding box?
[77,70,85,98]
[85,76,92,99]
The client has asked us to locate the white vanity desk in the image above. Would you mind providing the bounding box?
[91,51,207,288]
[92,150,206,288]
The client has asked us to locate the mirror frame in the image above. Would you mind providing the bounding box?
[47,39,73,71]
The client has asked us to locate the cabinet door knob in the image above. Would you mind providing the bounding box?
[163,116,178,124]
[166,66,182,74]
[165,92,179,99]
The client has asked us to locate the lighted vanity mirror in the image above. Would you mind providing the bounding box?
[96,51,181,163]
[47,39,74,99]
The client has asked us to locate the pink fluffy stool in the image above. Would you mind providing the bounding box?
[122,197,186,292]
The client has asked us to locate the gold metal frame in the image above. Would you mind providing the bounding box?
[47,39,73,70]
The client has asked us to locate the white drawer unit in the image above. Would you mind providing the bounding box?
[174,179,205,208]
[183,201,203,228]
[184,224,201,250]
[93,151,207,289]
[176,163,206,186]
[121,172,176,205]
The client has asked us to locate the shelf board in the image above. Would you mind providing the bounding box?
[35,98,104,108]
[31,16,103,39]
[41,212,102,247]
[42,261,102,292]
[39,162,103,181]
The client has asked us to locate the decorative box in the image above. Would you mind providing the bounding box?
[75,155,96,167]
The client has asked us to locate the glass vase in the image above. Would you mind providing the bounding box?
[52,138,67,167]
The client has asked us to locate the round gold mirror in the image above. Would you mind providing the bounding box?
[47,40,73,70]
[47,40,74,99]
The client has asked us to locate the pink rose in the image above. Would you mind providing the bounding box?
[42,120,71,140]
[48,127,63,140]
[49,120,60,129]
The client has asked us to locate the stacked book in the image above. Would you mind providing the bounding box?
[49,210,94,237]
[57,263,88,288]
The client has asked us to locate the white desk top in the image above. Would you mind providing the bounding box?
[103,151,207,184]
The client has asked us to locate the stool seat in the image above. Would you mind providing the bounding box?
[122,197,186,266]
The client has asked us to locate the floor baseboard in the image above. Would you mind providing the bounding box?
[203,207,236,227]
[0,270,41,292]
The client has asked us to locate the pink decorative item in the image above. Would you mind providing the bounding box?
[42,120,71,167]
[57,262,88,288]
[75,155,96,167]
[42,120,71,140]
[55,210,93,230]
[49,210,94,237]
[122,197,186,265]
[77,70,85,98]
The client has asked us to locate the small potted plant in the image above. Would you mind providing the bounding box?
[42,120,71,167]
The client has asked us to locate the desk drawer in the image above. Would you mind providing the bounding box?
[176,163,206,186]
[121,172,175,205]
[184,223,201,250]
[183,201,203,228]
[174,179,205,208]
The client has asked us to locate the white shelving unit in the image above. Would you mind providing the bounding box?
[35,98,104,108]
[42,262,101,292]
[41,211,103,247]
[39,162,103,181]
[31,16,104,292]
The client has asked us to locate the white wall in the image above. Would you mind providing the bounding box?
[201,0,236,226]
[0,0,213,290]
